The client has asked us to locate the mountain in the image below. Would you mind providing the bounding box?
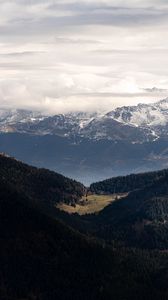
[108,98,168,139]
[0,132,168,185]
[90,168,168,194]
[109,98,168,128]
[0,108,46,133]
[0,107,156,142]
[0,109,99,138]
[0,107,155,144]
[0,153,85,206]
[0,99,168,184]
[86,169,168,249]
[1,156,168,299]
[1,99,168,141]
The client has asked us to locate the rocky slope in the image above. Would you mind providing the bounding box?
[1,98,168,142]
[0,99,168,184]
[108,98,168,139]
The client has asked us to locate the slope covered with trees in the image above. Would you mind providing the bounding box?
[1,154,168,299]
[0,153,85,206]
[86,170,168,249]
[0,174,168,300]
[90,169,168,194]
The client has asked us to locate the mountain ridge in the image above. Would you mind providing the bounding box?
[0,98,168,143]
[1,98,168,142]
[84,168,168,249]
[0,98,168,184]
[0,153,85,206]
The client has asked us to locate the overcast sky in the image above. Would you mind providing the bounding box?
[0,0,168,113]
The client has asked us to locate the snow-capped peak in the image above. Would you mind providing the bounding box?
[107,98,168,128]
[0,98,168,142]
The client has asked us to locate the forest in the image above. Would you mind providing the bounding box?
[1,154,168,299]
[90,169,168,194]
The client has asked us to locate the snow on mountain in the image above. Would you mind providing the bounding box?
[107,98,168,128]
[0,109,44,123]
[0,98,168,142]
[0,109,47,132]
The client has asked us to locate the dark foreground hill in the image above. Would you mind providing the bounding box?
[2,153,168,250]
[1,155,168,299]
[2,172,168,299]
[87,170,168,249]
[0,153,85,206]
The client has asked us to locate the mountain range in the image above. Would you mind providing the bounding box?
[1,98,168,141]
[0,98,168,184]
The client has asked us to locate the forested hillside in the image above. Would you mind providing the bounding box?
[0,174,168,300]
[90,169,168,194]
[87,170,168,249]
[0,153,85,206]
[1,155,168,298]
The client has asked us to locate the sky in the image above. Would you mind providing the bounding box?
[0,0,168,113]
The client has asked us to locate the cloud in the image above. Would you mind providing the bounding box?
[0,0,168,112]
[143,87,168,93]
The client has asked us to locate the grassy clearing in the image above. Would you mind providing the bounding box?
[57,193,127,215]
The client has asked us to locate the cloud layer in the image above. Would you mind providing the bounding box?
[0,0,168,113]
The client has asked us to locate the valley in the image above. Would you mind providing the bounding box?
[1,100,168,299]
[1,154,168,299]
[56,193,127,215]
[1,2,168,299]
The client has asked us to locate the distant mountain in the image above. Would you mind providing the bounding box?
[0,108,46,133]
[0,109,99,138]
[1,109,149,143]
[109,98,168,127]
[0,99,168,184]
[108,98,168,139]
[1,98,168,142]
